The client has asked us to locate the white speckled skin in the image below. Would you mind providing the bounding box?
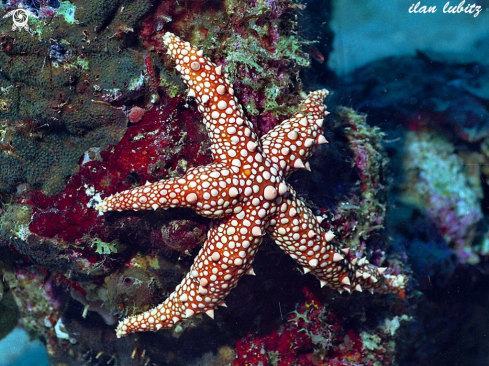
[98,33,406,338]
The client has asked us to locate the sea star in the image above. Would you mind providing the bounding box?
[98,32,405,338]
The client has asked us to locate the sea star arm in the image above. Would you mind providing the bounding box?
[261,90,329,178]
[98,163,243,219]
[115,217,263,337]
[162,32,261,165]
[267,186,406,294]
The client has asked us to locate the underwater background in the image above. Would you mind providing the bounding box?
[0,0,488,365]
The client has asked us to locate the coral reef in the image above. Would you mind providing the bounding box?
[234,287,408,366]
[325,108,389,250]
[0,0,153,195]
[336,51,489,264]
[335,49,489,365]
[140,0,312,135]
[0,0,410,365]
[400,129,482,263]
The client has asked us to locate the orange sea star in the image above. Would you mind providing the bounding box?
[98,32,405,338]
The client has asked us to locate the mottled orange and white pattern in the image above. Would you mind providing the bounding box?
[98,32,406,338]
